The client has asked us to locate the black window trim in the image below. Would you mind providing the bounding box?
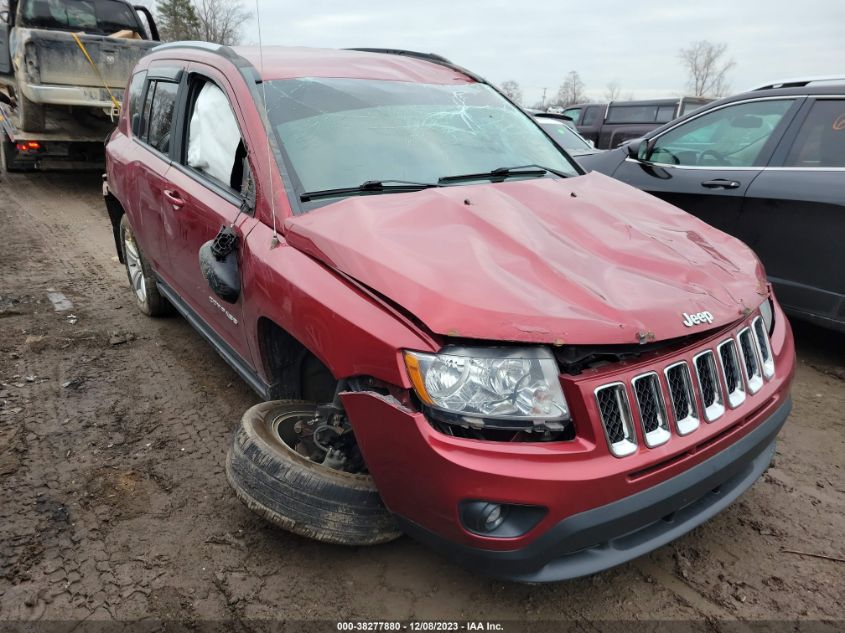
[637,96,806,170]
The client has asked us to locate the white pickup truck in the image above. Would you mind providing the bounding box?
[0,0,159,133]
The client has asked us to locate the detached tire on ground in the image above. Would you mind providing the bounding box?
[119,215,170,316]
[226,400,401,545]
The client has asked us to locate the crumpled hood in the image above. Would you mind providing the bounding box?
[284,172,767,345]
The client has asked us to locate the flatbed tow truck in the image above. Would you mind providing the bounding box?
[1,96,114,172]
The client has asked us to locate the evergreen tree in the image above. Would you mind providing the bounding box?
[156,0,201,42]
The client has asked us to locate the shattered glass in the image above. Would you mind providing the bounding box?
[263,78,578,198]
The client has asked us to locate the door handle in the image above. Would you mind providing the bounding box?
[701,179,740,189]
[162,188,185,209]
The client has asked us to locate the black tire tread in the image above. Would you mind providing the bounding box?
[119,215,171,317]
[226,400,401,545]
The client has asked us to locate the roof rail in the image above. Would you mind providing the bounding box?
[750,76,845,91]
[345,48,486,84]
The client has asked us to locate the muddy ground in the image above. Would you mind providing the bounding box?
[0,171,843,629]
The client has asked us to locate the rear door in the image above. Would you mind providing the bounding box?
[739,96,845,326]
[159,65,258,362]
[129,66,182,271]
[609,97,802,239]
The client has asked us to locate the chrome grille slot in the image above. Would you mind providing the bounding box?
[738,327,763,394]
[664,362,700,436]
[595,383,637,457]
[632,372,670,447]
[694,350,725,422]
[752,317,775,380]
[717,339,746,409]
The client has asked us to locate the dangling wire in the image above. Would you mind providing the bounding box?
[254,0,279,248]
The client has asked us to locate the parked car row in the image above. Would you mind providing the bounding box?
[104,44,798,582]
[580,78,845,332]
[559,97,712,149]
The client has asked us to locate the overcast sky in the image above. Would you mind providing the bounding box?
[240,0,845,105]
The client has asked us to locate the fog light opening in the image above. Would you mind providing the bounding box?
[460,500,546,538]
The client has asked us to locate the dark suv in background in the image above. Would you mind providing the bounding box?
[580,77,845,332]
[561,97,712,149]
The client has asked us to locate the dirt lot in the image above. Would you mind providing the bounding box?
[0,171,843,629]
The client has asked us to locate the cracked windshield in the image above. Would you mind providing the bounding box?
[265,78,579,198]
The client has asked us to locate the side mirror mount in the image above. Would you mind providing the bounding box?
[0,10,10,23]
[199,226,240,303]
[625,138,651,161]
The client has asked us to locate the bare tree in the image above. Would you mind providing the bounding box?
[679,40,736,97]
[194,0,251,46]
[604,81,622,101]
[499,80,523,105]
[555,71,586,107]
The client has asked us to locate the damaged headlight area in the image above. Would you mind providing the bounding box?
[404,347,571,436]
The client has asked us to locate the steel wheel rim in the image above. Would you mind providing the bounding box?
[123,229,147,303]
[270,409,369,479]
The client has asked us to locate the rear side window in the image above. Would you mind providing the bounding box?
[656,105,676,123]
[126,71,146,134]
[145,81,178,154]
[784,100,845,168]
[582,106,601,126]
[562,107,582,123]
[607,105,658,123]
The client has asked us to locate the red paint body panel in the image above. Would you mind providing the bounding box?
[286,173,769,345]
[343,301,794,551]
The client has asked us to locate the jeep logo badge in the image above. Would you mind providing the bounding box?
[682,311,715,327]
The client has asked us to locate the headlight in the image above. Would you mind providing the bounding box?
[403,347,569,423]
[759,297,775,334]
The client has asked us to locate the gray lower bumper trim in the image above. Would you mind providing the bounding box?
[397,397,791,583]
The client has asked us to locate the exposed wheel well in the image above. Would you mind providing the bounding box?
[104,192,126,263]
[257,318,338,404]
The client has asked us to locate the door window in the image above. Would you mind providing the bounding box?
[562,107,582,123]
[656,105,676,123]
[648,99,794,167]
[582,106,601,126]
[607,105,657,123]
[784,99,845,167]
[126,71,147,136]
[185,81,248,193]
[145,81,178,154]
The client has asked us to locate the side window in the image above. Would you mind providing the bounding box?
[607,105,657,123]
[126,71,147,136]
[185,80,248,193]
[648,99,794,167]
[146,81,178,154]
[656,105,676,123]
[784,100,845,168]
[582,106,600,126]
[562,107,582,123]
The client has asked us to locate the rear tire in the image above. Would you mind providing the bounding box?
[16,85,45,133]
[119,215,170,316]
[226,400,401,546]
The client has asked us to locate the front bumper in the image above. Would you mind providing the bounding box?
[397,397,790,582]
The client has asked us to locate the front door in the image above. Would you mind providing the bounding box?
[159,69,257,363]
[612,98,802,241]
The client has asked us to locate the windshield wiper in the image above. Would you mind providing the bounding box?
[300,179,440,202]
[438,164,570,185]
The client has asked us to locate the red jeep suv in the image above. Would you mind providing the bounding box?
[103,43,795,582]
